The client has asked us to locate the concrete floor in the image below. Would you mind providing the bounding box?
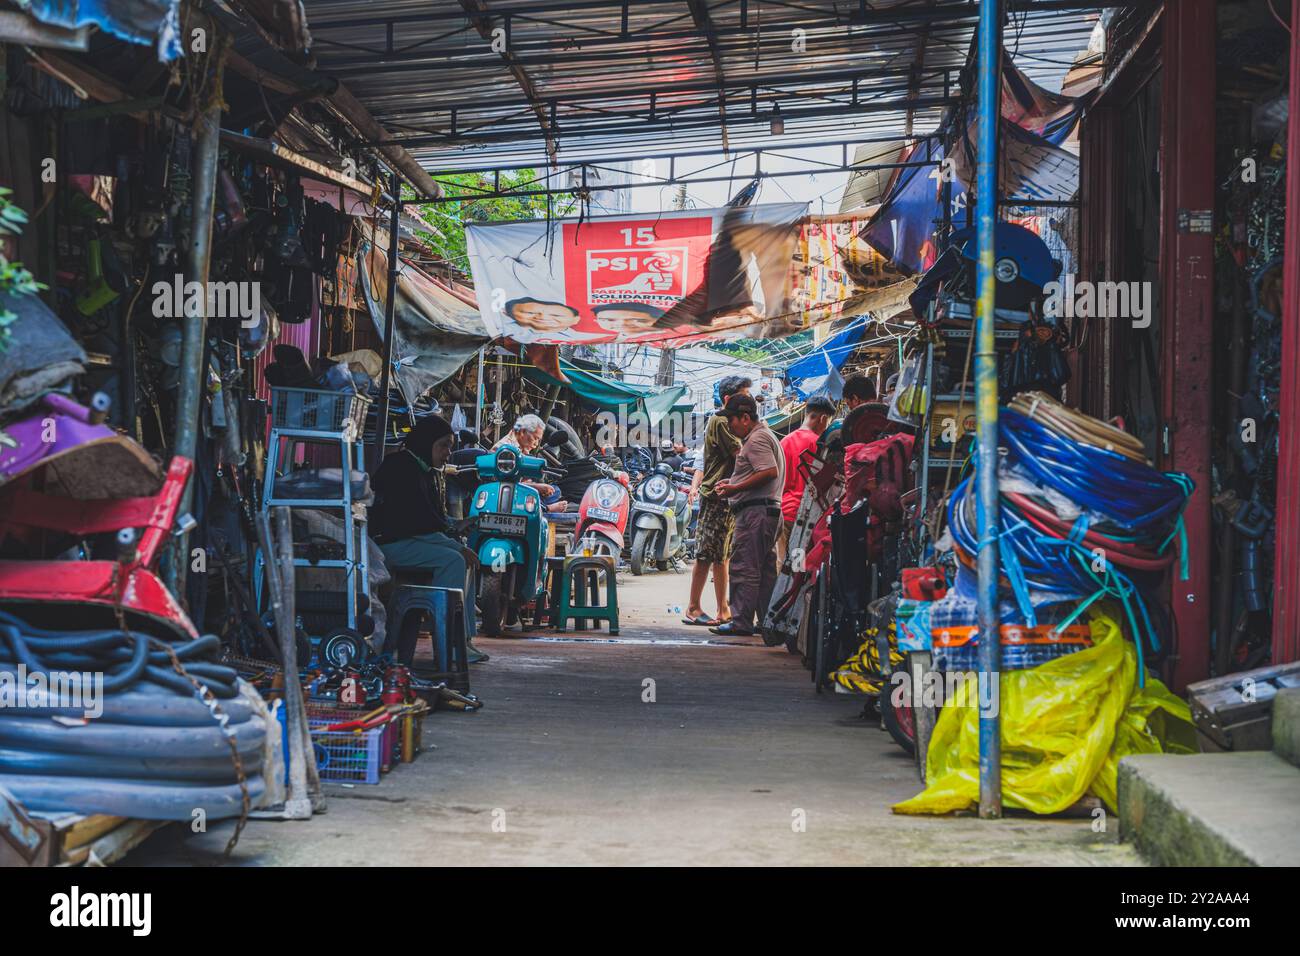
[131,569,1141,866]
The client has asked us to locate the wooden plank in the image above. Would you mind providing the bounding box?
[62,820,166,866]
[220,130,373,196]
[326,84,443,200]
[0,12,89,50]
[0,788,48,865]
[60,814,126,851]
[27,50,125,102]
[1187,661,1300,751]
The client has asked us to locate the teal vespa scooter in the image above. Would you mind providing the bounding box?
[467,446,554,636]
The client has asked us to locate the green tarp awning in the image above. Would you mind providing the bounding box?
[527,359,688,426]
[766,403,804,434]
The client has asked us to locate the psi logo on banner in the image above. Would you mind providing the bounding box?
[563,216,712,318]
[586,248,688,302]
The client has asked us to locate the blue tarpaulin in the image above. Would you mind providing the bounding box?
[18,0,182,60]
[784,320,869,399]
[859,55,1084,274]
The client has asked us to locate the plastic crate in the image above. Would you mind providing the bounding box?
[305,701,372,723]
[934,642,1088,672]
[271,387,370,434]
[305,700,384,784]
[310,721,384,784]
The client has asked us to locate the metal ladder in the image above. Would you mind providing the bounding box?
[253,393,370,630]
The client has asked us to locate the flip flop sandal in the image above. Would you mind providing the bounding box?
[681,615,719,627]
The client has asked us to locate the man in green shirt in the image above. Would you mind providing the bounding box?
[682,375,752,626]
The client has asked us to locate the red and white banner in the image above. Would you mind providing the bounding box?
[466,204,810,346]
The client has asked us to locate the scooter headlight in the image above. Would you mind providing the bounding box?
[495,447,518,476]
[643,475,669,501]
[594,480,625,509]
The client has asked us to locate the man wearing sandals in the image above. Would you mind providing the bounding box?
[681,375,752,628]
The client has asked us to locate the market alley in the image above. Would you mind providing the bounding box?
[130,571,1139,867]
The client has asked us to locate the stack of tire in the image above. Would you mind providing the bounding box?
[0,611,266,820]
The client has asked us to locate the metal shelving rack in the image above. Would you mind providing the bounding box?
[915,297,1030,535]
[254,388,372,630]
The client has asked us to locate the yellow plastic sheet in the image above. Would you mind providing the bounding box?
[892,608,1198,816]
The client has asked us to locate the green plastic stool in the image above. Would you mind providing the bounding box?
[554,554,619,635]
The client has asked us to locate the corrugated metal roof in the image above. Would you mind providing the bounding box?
[839,140,909,211]
[301,0,1101,171]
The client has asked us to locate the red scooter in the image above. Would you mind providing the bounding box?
[571,461,631,559]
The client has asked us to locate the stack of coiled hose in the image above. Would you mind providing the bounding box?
[947,392,1192,680]
[0,610,266,820]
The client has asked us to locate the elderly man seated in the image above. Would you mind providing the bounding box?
[492,413,568,513]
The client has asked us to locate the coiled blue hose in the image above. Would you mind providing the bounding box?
[998,407,1191,533]
[948,477,1164,676]
[947,408,1194,683]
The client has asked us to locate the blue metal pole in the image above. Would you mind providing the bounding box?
[975,0,1003,820]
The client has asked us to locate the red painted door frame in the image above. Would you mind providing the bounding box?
[1273,0,1300,664]
[1158,0,1215,689]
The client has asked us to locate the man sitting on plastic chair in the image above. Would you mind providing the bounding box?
[371,415,487,663]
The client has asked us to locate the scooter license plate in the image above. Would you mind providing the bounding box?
[588,507,620,522]
[638,502,666,515]
[478,513,526,535]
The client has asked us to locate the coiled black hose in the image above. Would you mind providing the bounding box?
[1,775,266,821]
[0,746,264,783]
[0,714,266,758]
[0,612,239,698]
[0,611,265,822]
[1,679,256,725]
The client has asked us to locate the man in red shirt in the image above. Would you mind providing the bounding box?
[776,396,836,566]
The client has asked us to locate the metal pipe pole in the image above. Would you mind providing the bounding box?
[1273,0,1300,666]
[268,508,313,819]
[474,348,484,437]
[974,0,1003,820]
[171,56,225,596]
[1268,0,1300,665]
[371,170,402,473]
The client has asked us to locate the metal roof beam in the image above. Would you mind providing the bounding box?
[390,93,955,149]
[413,125,947,168]
[311,0,1143,32]
[457,0,559,166]
[390,78,929,139]
[903,0,938,139]
[687,0,728,151]
[315,18,976,73]
[421,131,936,175]
[424,157,939,203]
[367,65,956,121]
